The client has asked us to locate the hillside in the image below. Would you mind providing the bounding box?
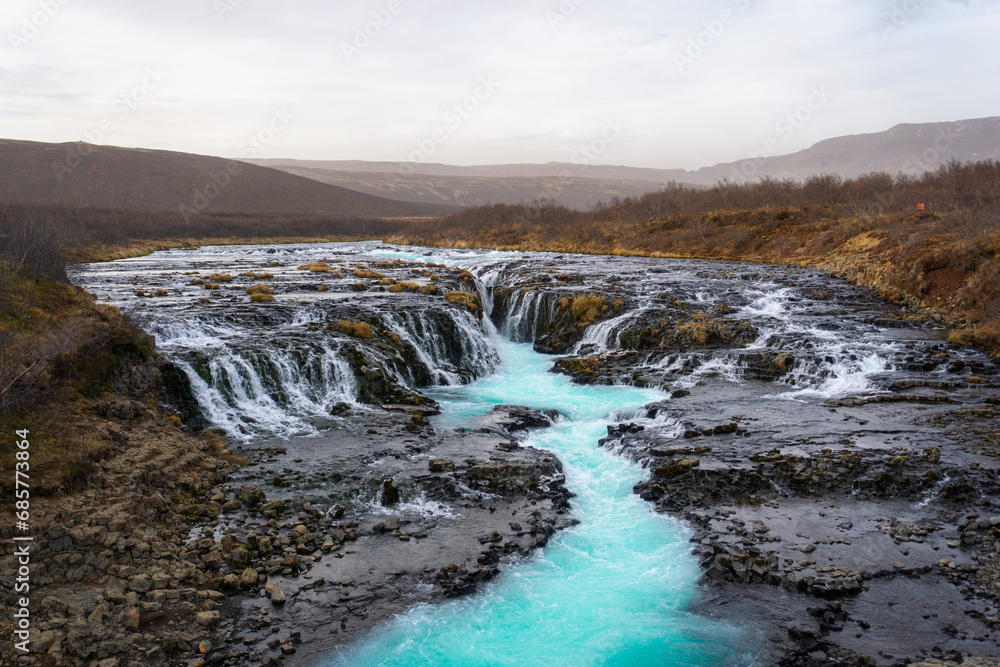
[710,116,1000,182]
[251,165,669,210]
[0,139,459,217]
[251,116,1000,207]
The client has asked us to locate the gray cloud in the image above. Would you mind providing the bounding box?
[1,0,997,169]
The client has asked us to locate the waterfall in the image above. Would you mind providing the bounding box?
[169,342,358,440]
[497,289,554,343]
[379,307,500,386]
[571,295,651,355]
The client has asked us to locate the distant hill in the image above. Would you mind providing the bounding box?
[250,116,1000,208]
[3,116,995,217]
[0,139,458,217]
[708,116,1000,183]
[250,165,671,210]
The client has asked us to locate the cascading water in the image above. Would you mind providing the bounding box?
[498,289,552,343]
[322,338,755,667]
[74,243,504,440]
[168,342,360,438]
[70,241,993,666]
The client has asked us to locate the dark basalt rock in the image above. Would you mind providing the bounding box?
[487,405,562,432]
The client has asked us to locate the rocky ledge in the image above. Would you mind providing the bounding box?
[601,390,1000,666]
[0,404,572,667]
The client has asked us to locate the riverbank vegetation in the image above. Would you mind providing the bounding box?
[0,160,997,456]
[0,263,160,495]
[0,202,414,268]
[395,160,1000,354]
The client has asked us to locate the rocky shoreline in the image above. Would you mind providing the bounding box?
[1,401,572,667]
[601,385,1000,666]
[23,244,1000,666]
[483,255,1000,666]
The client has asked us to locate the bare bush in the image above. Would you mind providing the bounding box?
[0,207,67,281]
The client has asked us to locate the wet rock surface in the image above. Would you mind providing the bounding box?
[600,374,1000,665]
[222,404,572,666]
[0,404,570,667]
[486,253,1000,665]
[61,242,1000,665]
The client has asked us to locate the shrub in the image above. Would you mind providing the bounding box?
[353,269,385,279]
[298,262,333,273]
[571,295,606,325]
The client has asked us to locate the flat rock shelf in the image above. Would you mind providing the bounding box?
[62,241,1000,667]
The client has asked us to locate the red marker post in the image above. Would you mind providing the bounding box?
[917,203,925,211]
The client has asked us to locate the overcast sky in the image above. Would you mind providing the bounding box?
[1,0,998,170]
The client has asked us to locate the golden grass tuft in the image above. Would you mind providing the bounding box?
[571,295,606,325]
[353,269,385,279]
[298,262,334,273]
[444,291,482,315]
[333,320,374,339]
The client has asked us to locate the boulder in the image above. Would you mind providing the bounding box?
[195,611,221,628]
[239,567,259,589]
[380,477,400,506]
[124,607,140,632]
[654,458,700,478]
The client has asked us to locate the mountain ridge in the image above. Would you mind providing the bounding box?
[246,116,1000,208]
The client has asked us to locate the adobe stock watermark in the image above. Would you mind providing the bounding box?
[528,116,629,204]
[341,0,403,63]
[546,0,587,31]
[51,65,169,183]
[733,85,833,180]
[179,108,293,222]
[8,0,72,53]
[397,76,500,174]
[674,0,752,72]
[571,116,627,166]
[899,127,957,175]
[214,0,244,20]
[877,0,929,39]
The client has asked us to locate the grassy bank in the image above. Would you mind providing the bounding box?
[392,161,1000,355]
[0,266,161,494]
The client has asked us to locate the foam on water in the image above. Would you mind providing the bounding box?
[322,339,757,666]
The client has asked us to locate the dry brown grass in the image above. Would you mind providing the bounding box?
[398,161,1000,355]
[332,320,374,339]
[0,268,159,493]
[353,269,385,279]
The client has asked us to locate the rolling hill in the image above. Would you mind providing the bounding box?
[249,116,1000,208]
[250,165,671,210]
[0,139,459,217]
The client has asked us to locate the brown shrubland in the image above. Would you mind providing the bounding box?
[395,161,1000,354]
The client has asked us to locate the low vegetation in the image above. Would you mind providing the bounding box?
[396,161,1000,354]
[444,291,483,316]
[570,295,608,326]
[246,284,275,302]
[298,262,335,273]
[0,201,410,270]
[0,266,157,494]
[353,268,385,279]
[331,319,374,339]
